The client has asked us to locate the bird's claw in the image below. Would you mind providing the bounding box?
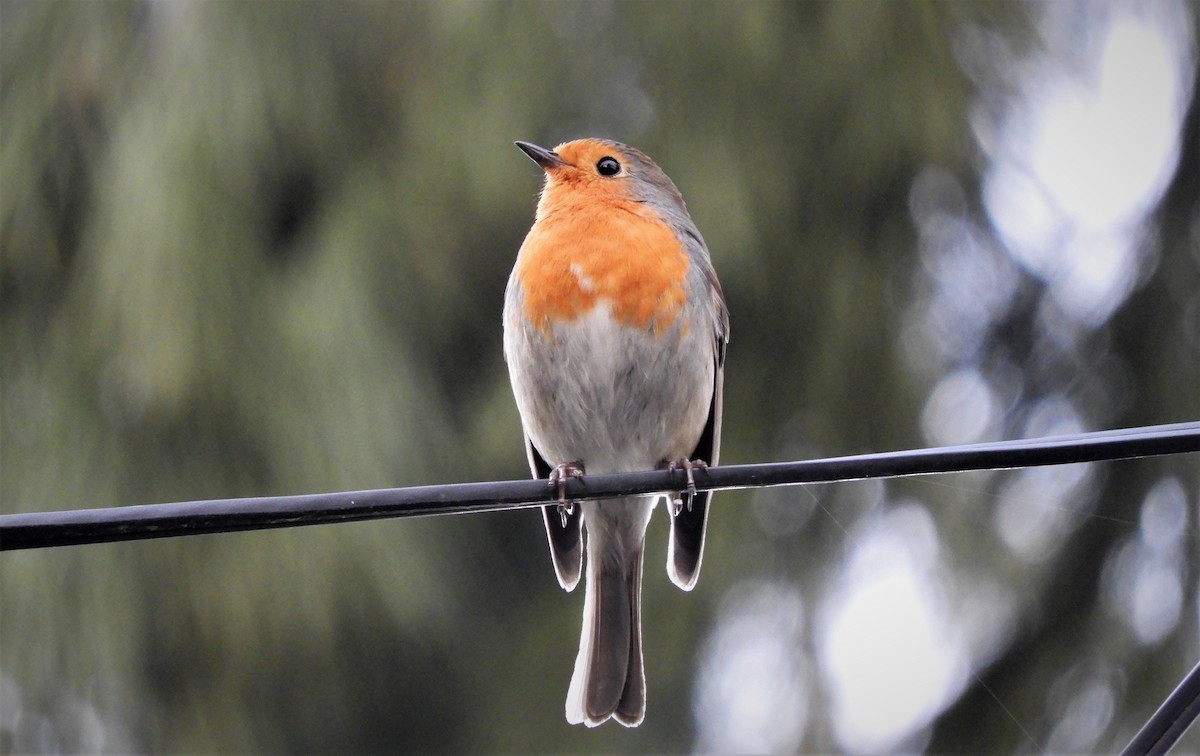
[547,461,585,526]
[666,458,707,516]
[557,501,574,528]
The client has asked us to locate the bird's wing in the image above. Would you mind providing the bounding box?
[527,435,583,591]
[668,283,728,591]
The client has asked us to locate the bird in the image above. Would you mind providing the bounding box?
[503,137,728,728]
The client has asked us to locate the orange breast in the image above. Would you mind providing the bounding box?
[515,200,689,335]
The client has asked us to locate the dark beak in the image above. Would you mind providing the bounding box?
[515,141,565,169]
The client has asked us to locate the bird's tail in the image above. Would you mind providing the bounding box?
[565,534,645,728]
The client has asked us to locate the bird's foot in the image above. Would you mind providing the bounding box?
[548,461,585,527]
[664,458,707,516]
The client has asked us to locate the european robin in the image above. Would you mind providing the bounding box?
[503,138,728,727]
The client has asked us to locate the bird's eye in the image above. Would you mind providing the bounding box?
[596,157,621,176]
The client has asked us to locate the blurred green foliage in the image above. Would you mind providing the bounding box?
[2,1,1198,752]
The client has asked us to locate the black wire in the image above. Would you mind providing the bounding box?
[1121,659,1200,756]
[2,421,1196,551]
[3,422,1200,752]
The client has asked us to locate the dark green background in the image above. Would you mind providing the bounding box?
[2,2,1198,752]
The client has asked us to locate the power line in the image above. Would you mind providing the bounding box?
[1122,659,1200,756]
[2,421,1196,552]
[2,421,1199,752]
